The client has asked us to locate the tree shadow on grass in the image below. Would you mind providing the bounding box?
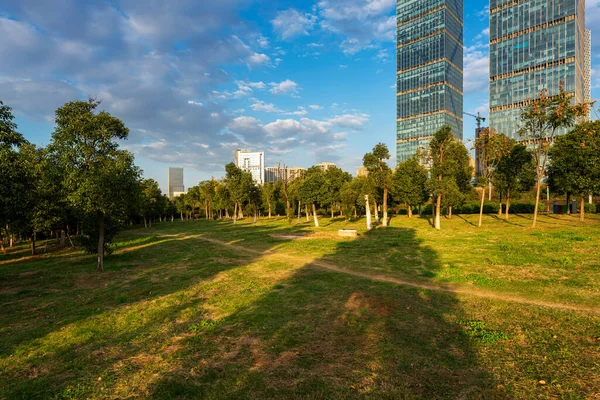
[0,220,316,398]
[144,226,506,399]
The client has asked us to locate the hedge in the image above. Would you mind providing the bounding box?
[410,202,543,215]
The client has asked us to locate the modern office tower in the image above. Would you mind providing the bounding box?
[584,28,592,103]
[234,149,265,185]
[396,0,464,165]
[314,162,337,171]
[264,167,279,184]
[168,167,184,199]
[489,0,590,138]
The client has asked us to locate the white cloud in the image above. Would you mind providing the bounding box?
[269,79,299,96]
[328,113,369,128]
[250,99,282,113]
[317,0,396,54]
[463,44,489,94]
[188,100,204,106]
[272,9,317,40]
[285,106,308,116]
[309,104,323,110]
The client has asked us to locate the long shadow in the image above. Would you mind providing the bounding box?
[144,226,505,399]
[0,219,313,398]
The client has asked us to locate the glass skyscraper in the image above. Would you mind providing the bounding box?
[489,0,590,138]
[396,0,464,164]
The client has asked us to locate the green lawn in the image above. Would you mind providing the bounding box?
[1,214,599,399]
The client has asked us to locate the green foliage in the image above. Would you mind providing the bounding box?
[392,157,429,211]
[548,121,600,199]
[299,166,327,205]
[79,213,120,255]
[494,144,536,198]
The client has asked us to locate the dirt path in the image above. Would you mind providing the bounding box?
[194,235,600,316]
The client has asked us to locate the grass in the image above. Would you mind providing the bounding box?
[1,213,599,399]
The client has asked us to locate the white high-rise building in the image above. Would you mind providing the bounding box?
[234,149,265,185]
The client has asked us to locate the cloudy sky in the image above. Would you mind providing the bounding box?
[2,0,600,192]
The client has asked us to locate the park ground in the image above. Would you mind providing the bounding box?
[1,213,599,399]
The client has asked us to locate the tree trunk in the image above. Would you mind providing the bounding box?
[374,200,379,222]
[30,232,36,256]
[239,203,244,219]
[268,201,272,218]
[478,187,485,227]
[144,217,147,228]
[408,205,413,218]
[448,205,453,219]
[312,203,319,227]
[566,192,571,214]
[331,206,334,219]
[354,207,357,219]
[505,188,511,219]
[171,215,174,222]
[435,194,441,230]
[0,237,5,255]
[305,204,310,222]
[233,202,238,225]
[532,176,542,228]
[382,188,389,226]
[97,212,105,272]
[60,230,65,247]
[365,195,372,230]
[180,211,183,222]
[580,196,585,222]
[297,200,301,222]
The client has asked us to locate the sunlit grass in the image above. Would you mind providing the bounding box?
[1,213,599,398]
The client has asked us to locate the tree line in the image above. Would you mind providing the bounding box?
[1,89,598,270]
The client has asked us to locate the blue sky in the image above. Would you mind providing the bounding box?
[2,0,599,193]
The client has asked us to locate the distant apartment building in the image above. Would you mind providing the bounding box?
[264,166,306,183]
[168,167,184,199]
[489,0,590,138]
[356,167,369,177]
[234,149,265,185]
[314,162,337,171]
[396,0,464,165]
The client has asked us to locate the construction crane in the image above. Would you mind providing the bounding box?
[463,111,486,129]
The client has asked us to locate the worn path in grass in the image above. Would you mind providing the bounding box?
[193,234,600,316]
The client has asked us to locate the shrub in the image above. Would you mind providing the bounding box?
[508,202,543,214]
[584,203,595,213]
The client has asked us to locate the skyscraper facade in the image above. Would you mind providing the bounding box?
[168,167,184,199]
[489,0,589,138]
[396,0,464,164]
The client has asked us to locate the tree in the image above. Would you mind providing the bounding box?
[50,99,141,271]
[474,129,513,226]
[323,167,352,218]
[299,167,326,227]
[392,157,429,217]
[547,121,600,222]
[429,126,470,229]
[494,144,536,218]
[0,100,30,254]
[140,178,162,227]
[363,143,392,226]
[225,163,253,224]
[262,182,278,218]
[517,87,591,227]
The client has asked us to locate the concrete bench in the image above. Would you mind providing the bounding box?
[338,229,358,238]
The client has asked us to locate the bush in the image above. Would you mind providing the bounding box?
[455,202,499,215]
[584,203,596,213]
[507,202,544,214]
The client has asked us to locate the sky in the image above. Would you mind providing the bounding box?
[2,0,600,193]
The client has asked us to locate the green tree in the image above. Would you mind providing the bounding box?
[363,143,392,226]
[50,99,141,271]
[428,126,472,229]
[262,182,278,218]
[225,163,253,224]
[140,178,162,227]
[474,129,513,226]
[0,101,30,254]
[494,144,536,219]
[547,121,600,222]
[299,167,326,227]
[323,167,352,218]
[392,157,428,217]
[518,87,591,227]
